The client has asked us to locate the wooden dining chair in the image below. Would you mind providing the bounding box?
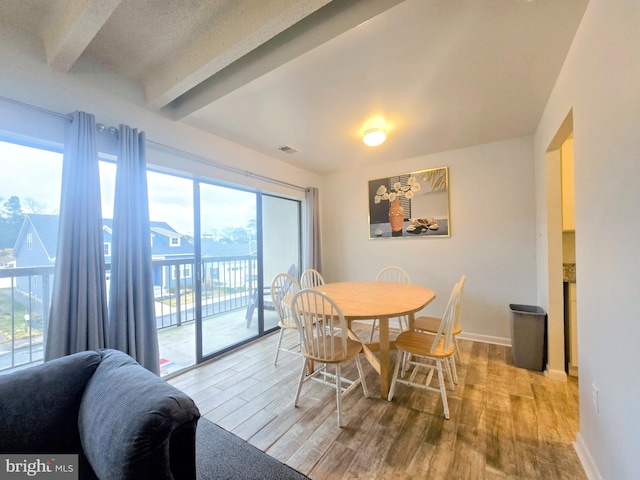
[271,272,301,365]
[414,275,466,369]
[290,288,369,427]
[300,268,325,289]
[387,281,461,420]
[369,266,411,342]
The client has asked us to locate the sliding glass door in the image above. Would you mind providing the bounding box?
[198,182,258,359]
[150,174,302,372]
[147,171,196,375]
[261,195,302,331]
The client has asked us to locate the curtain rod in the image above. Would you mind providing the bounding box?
[0,95,307,193]
[0,95,72,121]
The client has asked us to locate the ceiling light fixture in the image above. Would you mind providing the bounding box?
[363,128,387,147]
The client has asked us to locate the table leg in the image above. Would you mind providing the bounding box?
[378,316,390,399]
[408,311,415,330]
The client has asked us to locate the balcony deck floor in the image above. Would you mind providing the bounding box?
[158,308,281,376]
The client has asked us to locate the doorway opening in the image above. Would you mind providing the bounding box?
[544,109,576,381]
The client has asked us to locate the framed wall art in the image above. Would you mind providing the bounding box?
[368,166,450,239]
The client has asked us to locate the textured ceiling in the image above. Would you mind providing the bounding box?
[0,0,589,174]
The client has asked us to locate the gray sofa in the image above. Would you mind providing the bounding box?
[0,349,200,480]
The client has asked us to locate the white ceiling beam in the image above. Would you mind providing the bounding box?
[144,0,333,109]
[43,0,122,72]
[168,0,406,120]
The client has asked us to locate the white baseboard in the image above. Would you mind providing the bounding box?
[354,324,512,346]
[457,332,511,346]
[574,432,603,480]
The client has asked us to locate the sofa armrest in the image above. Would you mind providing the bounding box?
[0,351,101,454]
[78,349,200,480]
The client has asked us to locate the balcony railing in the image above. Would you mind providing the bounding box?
[0,255,258,373]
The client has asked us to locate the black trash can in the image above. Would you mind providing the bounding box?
[509,304,547,371]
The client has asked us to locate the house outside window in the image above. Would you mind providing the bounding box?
[172,264,192,279]
[104,242,111,257]
[170,237,180,247]
[27,233,33,250]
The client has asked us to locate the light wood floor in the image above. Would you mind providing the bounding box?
[168,323,586,479]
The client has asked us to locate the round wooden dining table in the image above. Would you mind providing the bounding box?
[295,281,436,399]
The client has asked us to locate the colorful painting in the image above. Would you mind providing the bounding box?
[368,166,450,239]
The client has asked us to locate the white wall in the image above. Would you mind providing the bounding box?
[322,136,537,343]
[535,0,640,478]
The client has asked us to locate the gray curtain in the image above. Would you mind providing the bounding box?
[108,125,160,375]
[305,187,322,273]
[45,111,109,360]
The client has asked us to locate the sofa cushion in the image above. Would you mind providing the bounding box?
[78,349,200,480]
[0,351,101,454]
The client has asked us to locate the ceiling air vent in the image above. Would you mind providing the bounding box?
[278,145,299,154]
